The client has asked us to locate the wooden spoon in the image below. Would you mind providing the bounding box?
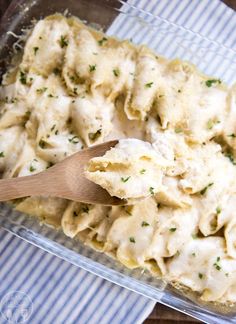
[0,140,125,206]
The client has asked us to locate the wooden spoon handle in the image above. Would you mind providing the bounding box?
[0,173,52,201]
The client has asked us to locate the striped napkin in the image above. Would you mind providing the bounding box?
[0,1,236,323]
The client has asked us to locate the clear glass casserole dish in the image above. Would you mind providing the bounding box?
[0,1,236,322]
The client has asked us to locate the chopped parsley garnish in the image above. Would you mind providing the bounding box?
[81,206,89,213]
[68,136,80,144]
[213,257,221,271]
[198,273,203,279]
[149,187,154,195]
[19,71,27,85]
[33,47,39,55]
[48,94,58,98]
[39,139,46,149]
[205,79,221,87]
[59,35,68,48]
[0,151,5,158]
[140,169,146,174]
[98,37,107,46]
[113,69,120,77]
[129,237,135,243]
[200,182,214,195]
[121,176,130,183]
[29,165,36,172]
[36,87,47,94]
[207,119,214,130]
[141,221,150,227]
[207,119,220,130]
[191,252,196,257]
[89,129,102,141]
[225,153,236,165]
[50,124,56,132]
[55,130,59,135]
[149,187,155,195]
[214,264,221,271]
[216,206,221,214]
[178,89,181,93]
[145,82,153,88]
[169,227,177,232]
[227,133,236,138]
[89,64,96,72]
[175,127,182,133]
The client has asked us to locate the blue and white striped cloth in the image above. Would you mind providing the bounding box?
[1,1,236,323]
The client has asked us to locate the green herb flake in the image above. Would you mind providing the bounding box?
[227,133,236,138]
[29,165,36,172]
[140,169,146,174]
[121,176,131,183]
[145,82,153,88]
[207,119,214,130]
[0,151,5,158]
[178,89,181,93]
[98,37,107,46]
[225,153,236,165]
[59,35,68,48]
[214,264,221,271]
[39,139,46,149]
[216,206,222,214]
[88,129,102,141]
[198,273,203,279]
[149,187,155,195]
[129,237,135,243]
[36,87,47,94]
[141,221,150,227]
[169,227,177,232]
[33,47,39,55]
[200,182,214,195]
[50,124,56,132]
[205,79,221,87]
[19,71,27,85]
[213,257,221,271]
[68,136,80,144]
[89,64,96,72]
[175,127,183,133]
[81,206,89,213]
[192,233,198,239]
[191,252,196,257]
[113,69,120,77]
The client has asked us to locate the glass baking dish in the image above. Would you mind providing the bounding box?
[0,1,236,323]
